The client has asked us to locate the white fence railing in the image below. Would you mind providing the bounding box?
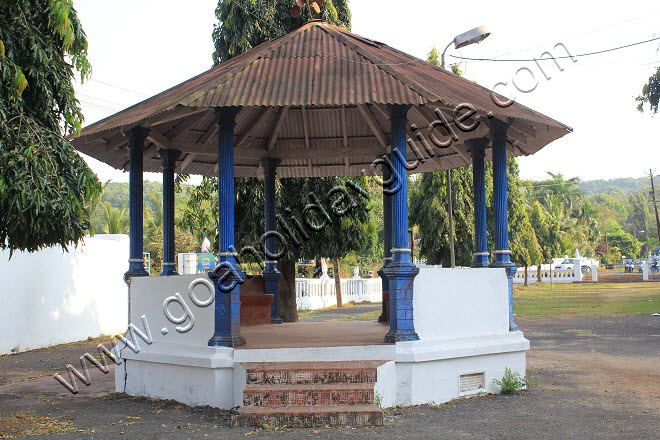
[513,265,584,284]
[295,277,382,310]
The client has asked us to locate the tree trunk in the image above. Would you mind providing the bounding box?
[537,264,541,283]
[334,258,343,308]
[277,257,298,322]
[524,266,528,286]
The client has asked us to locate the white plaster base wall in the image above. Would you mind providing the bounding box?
[117,268,528,409]
[0,234,129,354]
[116,333,527,409]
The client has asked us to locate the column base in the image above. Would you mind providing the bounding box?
[207,334,246,348]
[384,329,419,343]
[160,264,178,276]
[490,263,519,332]
[471,253,490,268]
[489,251,512,268]
[124,268,149,283]
[208,262,246,347]
[378,292,389,323]
[382,259,420,343]
[262,269,282,324]
[377,266,389,322]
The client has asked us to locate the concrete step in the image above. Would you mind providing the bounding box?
[242,361,384,385]
[243,382,375,407]
[231,405,384,428]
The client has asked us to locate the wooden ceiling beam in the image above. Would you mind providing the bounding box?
[509,120,537,138]
[166,112,207,141]
[409,106,471,162]
[142,144,159,163]
[301,106,310,149]
[506,130,528,146]
[147,129,171,149]
[357,103,388,149]
[341,105,348,149]
[179,153,196,172]
[267,106,290,150]
[102,135,127,154]
[236,107,272,149]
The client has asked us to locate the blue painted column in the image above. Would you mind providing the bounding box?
[124,127,149,280]
[383,105,419,343]
[489,120,518,331]
[208,107,246,347]
[160,149,181,276]
[378,163,392,322]
[261,157,282,324]
[468,138,489,267]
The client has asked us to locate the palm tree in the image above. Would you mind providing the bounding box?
[102,202,128,234]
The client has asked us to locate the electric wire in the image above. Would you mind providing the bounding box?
[449,36,660,62]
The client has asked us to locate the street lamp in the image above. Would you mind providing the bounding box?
[440,26,490,268]
[441,26,490,69]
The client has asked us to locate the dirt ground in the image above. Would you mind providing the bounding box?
[0,314,658,439]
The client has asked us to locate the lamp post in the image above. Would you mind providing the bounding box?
[440,26,490,267]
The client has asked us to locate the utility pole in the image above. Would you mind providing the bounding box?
[649,169,660,245]
[447,169,456,267]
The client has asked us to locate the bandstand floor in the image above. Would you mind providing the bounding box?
[237,321,390,350]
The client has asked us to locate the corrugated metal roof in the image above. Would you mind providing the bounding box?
[72,20,571,178]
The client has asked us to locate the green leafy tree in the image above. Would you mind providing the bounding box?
[0,0,100,255]
[625,192,651,242]
[212,0,350,65]
[529,200,561,263]
[409,170,475,266]
[604,230,642,260]
[636,66,659,113]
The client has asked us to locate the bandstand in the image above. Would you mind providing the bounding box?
[72,20,570,426]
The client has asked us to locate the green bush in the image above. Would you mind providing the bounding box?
[493,367,531,394]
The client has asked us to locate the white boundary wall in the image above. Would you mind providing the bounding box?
[117,268,527,409]
[295,277,382,310]
[0,234,129,355]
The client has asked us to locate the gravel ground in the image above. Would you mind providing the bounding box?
[0,313,658,439]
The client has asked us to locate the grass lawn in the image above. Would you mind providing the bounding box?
[514,282,660,318]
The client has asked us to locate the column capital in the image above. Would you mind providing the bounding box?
[159,149,182,169]
[214,106,240,127]
[388,104,412,121]
[260,157,282,175]
[466,137,489,156]
[488,118,509,139]
[124,126,150,145]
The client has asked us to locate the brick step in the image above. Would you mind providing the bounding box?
[231,405,384,428]
[242,361,384,385]
[243,382,375,407]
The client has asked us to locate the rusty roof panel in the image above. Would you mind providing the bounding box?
[72,20,570,179]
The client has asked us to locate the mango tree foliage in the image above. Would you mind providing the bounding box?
[636,66,659,113]
[0,0,100,254]
[212,0,351,65]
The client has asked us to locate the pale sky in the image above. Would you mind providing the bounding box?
[74,0,660,183]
